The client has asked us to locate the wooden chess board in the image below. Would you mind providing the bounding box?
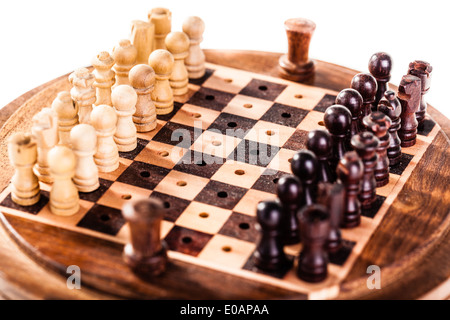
[0,50,448,300]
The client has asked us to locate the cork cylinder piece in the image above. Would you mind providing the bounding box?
[279,18,316,83]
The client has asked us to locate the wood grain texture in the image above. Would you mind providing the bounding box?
[0,50,448,300]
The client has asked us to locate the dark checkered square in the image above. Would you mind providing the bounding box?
[0,190,49,215]
[152,122,202,148]
[417,118,436,136]
[77,204,125,236]
[149,192,190,222]
[313,94,337,112]
[228,139,280,167]
[194,180,248,210]
[174,150,225,179]
[117,161,170,190]
[187,87,235,111]
[218,212,258,243]
[283,129,309,151]
[362,195,386,218]
[243,253,294,279]
[329,240,356,266]
[157,102,183,122]
[260,103,309,128]
[79,178,113,202]
[164,225,213,257]
[251,169,288,194]
[207,113,257,138]
[390,153,414,176]
[119,138,149,160]
[239,79,287,101]
[188,68,214,86]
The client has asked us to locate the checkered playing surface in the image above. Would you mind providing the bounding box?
[0,63,439,299]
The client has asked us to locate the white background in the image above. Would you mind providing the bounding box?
[0,0,448,119]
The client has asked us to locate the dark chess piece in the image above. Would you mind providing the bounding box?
[363,112,391,187]
[291,150,318,206]
[398,74,421,147]
[297,204,330,283]
[323,105,352,171]
[279,18,316,83]
[408,60,432,130]
[254,200,293,272]
[337,151,364,228]
[335,88,364,138]
[306,129,336,183]
[317,182,345,254]
[378,90,402,166]
[351,132,380,209]
[369,52,393,111]
[351,73,378,126]
[276,175,302,245]
[122,198,168,277]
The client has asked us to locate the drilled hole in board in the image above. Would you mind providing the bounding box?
[121,194,132,200]
[140,171,150,178]
[243,103,253,109]
[235,169,245,176]
[266,130,276,136]
[258,85,268,91]
[163,201,171,209]
[282,112,291,118]
[212,140,222,147]
[295,94,303,99]
[227,122,237,128]
[318,121,325,126]
[100,214,110,222]
[199,212,209,219]
[192,113,202,118]
[222,246,232,253]
[159,151,169,157]
[217,191,228,198]
[224,78,233,83]
[273,178,279,184]
[182,236,192,244]
[205,95,215,101]
[239,223,250,230]
[177,181,187,187]
[288,158,293,163]
[196,160,207,167]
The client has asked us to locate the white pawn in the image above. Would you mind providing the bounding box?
[8,133,40,206]
[148,49,174,115]
[70,124,100,193]
[51,91,79,146]
[31,108,58,183]
[112,85,138,152]
[112,39,138,87]
[69,68,96,124]
[165,31,190,96]
[182,16,206,79]
[48,145,79,216]
[90,105,119,172]
[92,51,116,106]
[129,64,157,132]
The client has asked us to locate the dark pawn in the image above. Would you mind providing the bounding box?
[351,132,380,209]
[335,88,364,138]
[306,129,336,183]
[276,175,302,245]
[323,105,352,171]
[297,204,330,283]
[351,73,378,126]
[363,112,391,187]
[337,151,364,228]
[378,90,402,166]
[317,182,345,254]
[122,198,168,277]
[369,52,393,110]
[398,75,421,147]
[290,150,318,206]
[408,61,432,130]
[254,200,292,273]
